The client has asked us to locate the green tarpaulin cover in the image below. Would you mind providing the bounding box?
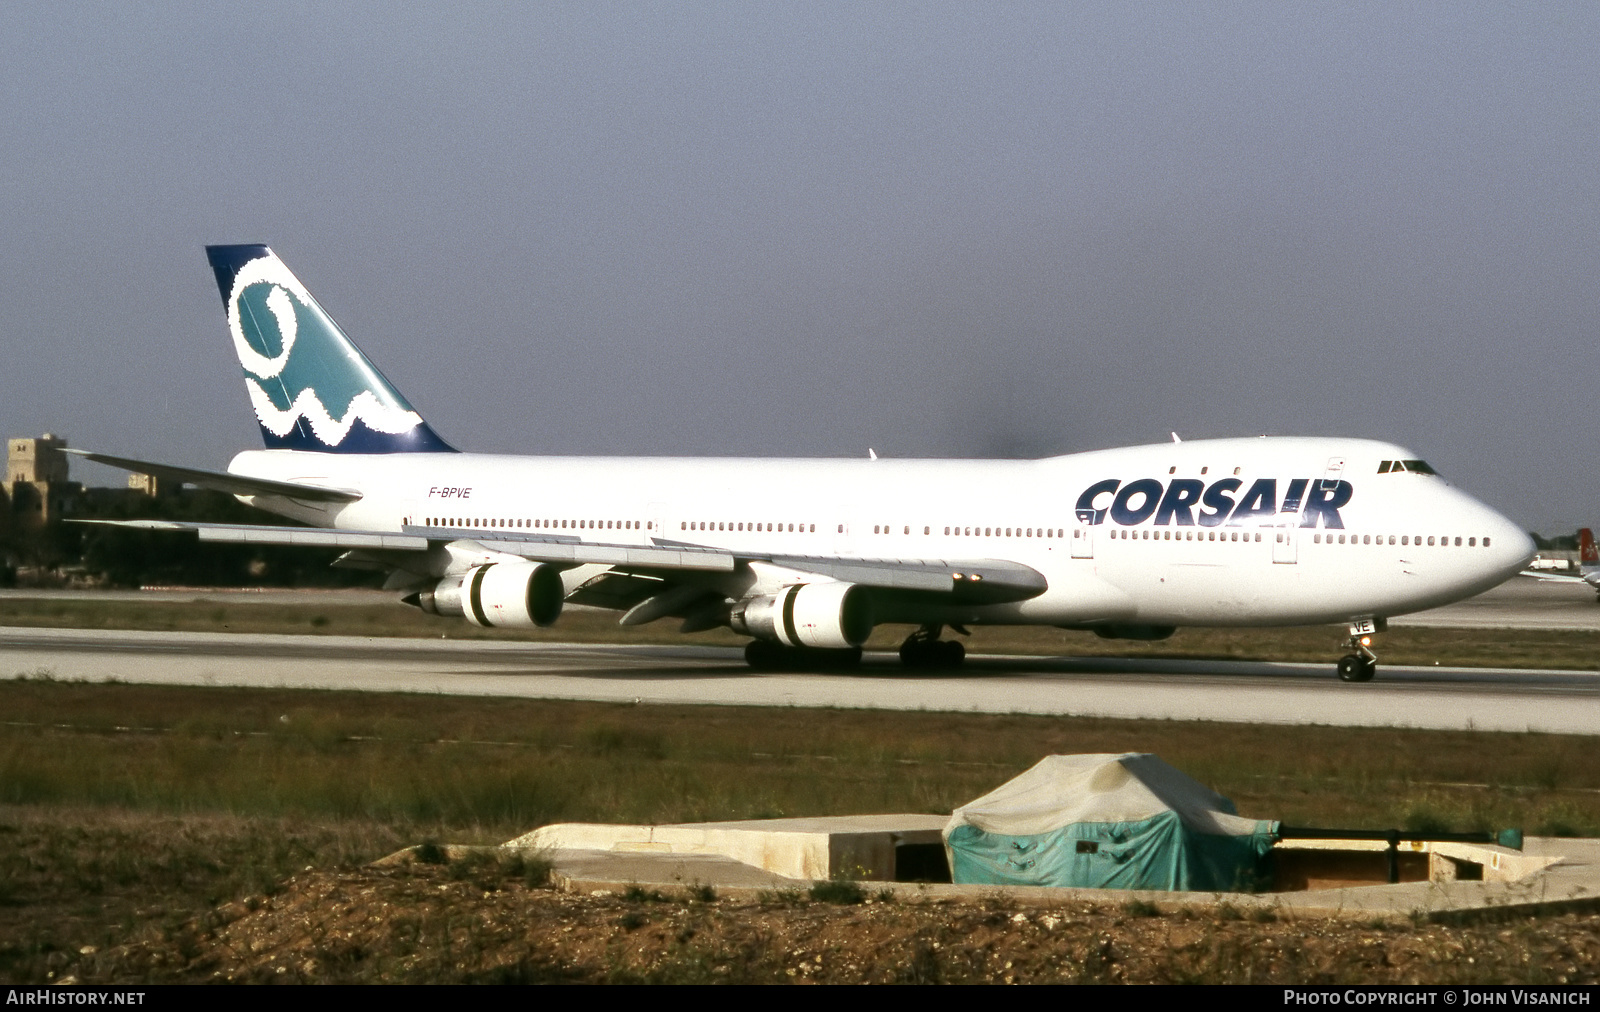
[944,754,1279,892]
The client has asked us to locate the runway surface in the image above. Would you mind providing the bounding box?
[3,622,1597,735]
[1389,576,1600,630]
[2,577,1596,733]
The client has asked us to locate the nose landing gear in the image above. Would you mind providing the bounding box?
[1337,618,1383,682]
[899,624,967,669]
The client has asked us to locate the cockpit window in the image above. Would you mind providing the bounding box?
[1378,459,1440,475]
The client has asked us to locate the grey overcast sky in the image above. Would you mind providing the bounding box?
[1,3,1595,531]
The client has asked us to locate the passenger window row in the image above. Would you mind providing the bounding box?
[940,526,1066,538]
[1111,529,1263,543]
[1314,533,1491,547]
[683,521,815,533]
[428,517,649,532]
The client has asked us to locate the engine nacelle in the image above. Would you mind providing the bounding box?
[417,562,564,628]
[730,582,874,649]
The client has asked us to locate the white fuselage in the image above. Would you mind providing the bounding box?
[228,435,1534,630]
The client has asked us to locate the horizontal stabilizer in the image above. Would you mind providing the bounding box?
[65,449,363,503]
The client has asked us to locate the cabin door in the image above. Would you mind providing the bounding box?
[1071,524,1094,559]
[1272,528,1298,564]
[833,506,858,555]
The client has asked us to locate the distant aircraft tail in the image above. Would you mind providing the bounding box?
[1580,528,1598,569]
[205,244,454,453]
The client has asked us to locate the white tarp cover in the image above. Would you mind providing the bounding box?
[947,753,1265,837]
[943,754,1279,891]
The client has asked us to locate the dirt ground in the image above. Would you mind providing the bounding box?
[54,856,1600,985]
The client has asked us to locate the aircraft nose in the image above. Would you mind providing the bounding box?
[1482,507,1536,579]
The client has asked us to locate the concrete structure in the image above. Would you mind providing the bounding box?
[1271,836,1559,891]
[501,816,1598,922]
[512,815,949,883]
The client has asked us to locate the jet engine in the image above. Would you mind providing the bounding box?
[415,562,564,628]
[730,582,874,649]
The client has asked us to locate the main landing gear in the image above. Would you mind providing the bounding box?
[743,639,862,672]
[899,624,967,669]
[1337,619,1382,683]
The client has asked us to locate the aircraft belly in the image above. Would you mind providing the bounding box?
[1146,563,1267,624]
[1012,566,1138,624]
[1111,562,1316,626]
[868,564,1134,626]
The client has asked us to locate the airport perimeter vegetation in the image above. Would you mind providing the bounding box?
[5,676,1600,984]
[3,593,1600,983]
[3,590,1599,836]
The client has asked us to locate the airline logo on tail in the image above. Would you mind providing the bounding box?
[206,245,454,453]
[1581,528,1598,570]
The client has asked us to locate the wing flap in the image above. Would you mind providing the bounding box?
[475,539,737,571]
[566,572,667,610]
[76,519,426,550]
[766,554,1048,601]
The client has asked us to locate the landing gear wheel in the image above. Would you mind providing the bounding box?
[820,646,863,670]
[745,640,862,671]
[1337,654,1362,682]
[898,626,966,669]
[745,639,786,671]
[1337,653,1377,683]
[1337,621,1382,683]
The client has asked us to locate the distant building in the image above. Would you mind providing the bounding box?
[7,433,69,484]
[127,472,161,497]
[5,433,82,532]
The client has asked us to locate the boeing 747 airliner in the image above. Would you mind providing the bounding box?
[76,245,1536,682]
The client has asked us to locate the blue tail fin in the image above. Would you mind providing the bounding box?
[206,244,455,453]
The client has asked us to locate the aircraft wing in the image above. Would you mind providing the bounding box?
[65,449,363,503]
[78,520,1045,600]
[77,520,737,570]
[1520,570,1588,583]
[760,553,1047,601]
[74,519,426,550]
